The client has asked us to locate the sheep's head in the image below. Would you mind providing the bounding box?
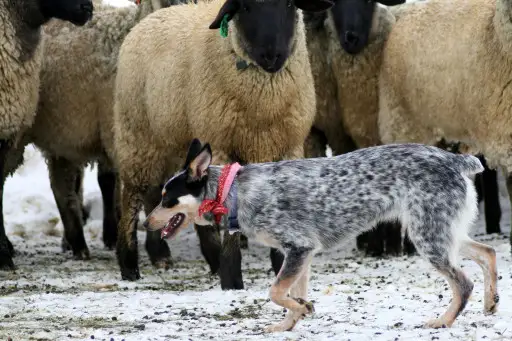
[37,0,94,26]
[330,0,404,55]
[209,0,334,73]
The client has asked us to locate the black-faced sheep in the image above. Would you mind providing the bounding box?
[305,0,504,255]
[113,0,334,284]
[304,0,409,257]
[0,0,93,270]
[378,0,512,247]
[24,0,179,260]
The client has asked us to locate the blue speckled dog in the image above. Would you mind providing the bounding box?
[144,139,499,332]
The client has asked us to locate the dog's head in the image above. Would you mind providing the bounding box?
[143,139,213,239]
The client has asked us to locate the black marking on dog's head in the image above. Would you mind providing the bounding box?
[209,0,333,73]
[330,0,404,55]
[161,139,212,209]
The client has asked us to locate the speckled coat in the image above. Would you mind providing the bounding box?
[207,144,482,256]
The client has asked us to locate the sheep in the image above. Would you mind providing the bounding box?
[22,0,181,261]
[304,0,410,257]
[378,0,512,248]
[305,0,504,255]
[112,0,334,284]
[0,0,93,269]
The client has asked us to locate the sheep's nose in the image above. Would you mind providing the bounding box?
[261,51,281,66]
[344,31,359,47]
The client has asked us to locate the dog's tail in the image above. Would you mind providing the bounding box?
[453,154,485,176]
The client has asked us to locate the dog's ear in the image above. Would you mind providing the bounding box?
[184,138,203,168]
[209,0,239,29]
[295,0,334,12]
[187,144,212,181]
[376,0,406,6]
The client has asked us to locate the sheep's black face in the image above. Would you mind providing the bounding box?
[39,0,94,26]
[209,0,293,73]
[331,0,375,55]
[209,0,334,72]
[236,0,297,73]
[331,0,405,55]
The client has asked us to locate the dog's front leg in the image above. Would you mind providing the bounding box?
[265,247,313,333]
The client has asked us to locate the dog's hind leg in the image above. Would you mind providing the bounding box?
[460,239,499,314]
[407,223,474,328]
[265,247,313,333]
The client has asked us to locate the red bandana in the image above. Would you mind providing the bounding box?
[198,163,242,224]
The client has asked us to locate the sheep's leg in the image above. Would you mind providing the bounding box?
[270,248,285,276]
[265,247,313,332]
[304,127,328,158]
[74,166,89,224]
[240,234,249,249]
[143,184,172,269]
[0,139,15,270]
[403,229,416,255]
[384,221,403,256]
[48,157,90,260]
[98,161,119,249]
[477,155,501,234]
[195,224,222,274]
[506,172,512,249]
[219,231,244,290]
[358,224,385,257]
[62,166,86,252]
[116,184,144,280]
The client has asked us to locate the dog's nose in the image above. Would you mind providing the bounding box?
[142,219,149,229]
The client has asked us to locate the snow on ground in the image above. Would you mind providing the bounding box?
[0,145,511,341]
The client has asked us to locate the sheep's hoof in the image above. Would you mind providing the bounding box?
[7,238,14,257]
[0,242,15,271]
[73,248,90,261]
[121,266,141,281]
[146,237,172,270]
[102,220,118,250]
[61,236,71,252]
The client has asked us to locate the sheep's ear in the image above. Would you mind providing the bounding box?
[295,0,334,12]
[184,138,203,169]
[187,144,212,181]
[209,0,239,29]
[376,0,406,6]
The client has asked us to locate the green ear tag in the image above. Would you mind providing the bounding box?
[220,14,229,38]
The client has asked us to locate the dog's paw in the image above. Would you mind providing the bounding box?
[293,297,315,315]
[424,318,451,329]
[264,320,295,333]
[484,292,499,315]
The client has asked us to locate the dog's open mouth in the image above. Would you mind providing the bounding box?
[161,213,186,239]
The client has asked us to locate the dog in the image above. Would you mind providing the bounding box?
[144,138,499,332]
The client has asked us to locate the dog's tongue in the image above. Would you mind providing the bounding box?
[161,213,186,239]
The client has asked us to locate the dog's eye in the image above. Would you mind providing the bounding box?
[162,196,178,208]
